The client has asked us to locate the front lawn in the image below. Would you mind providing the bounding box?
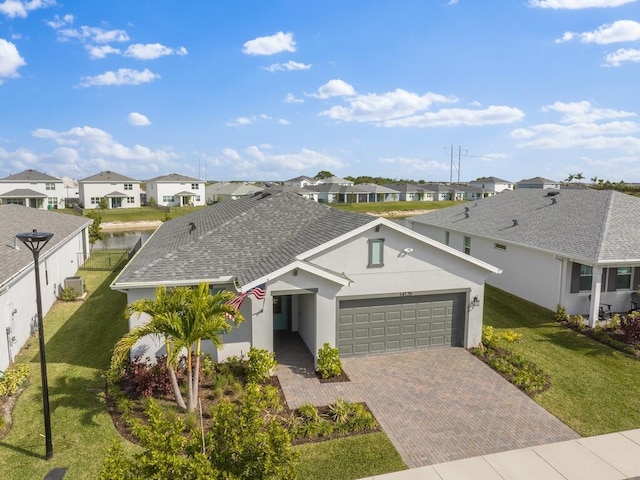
[484,284,640,436]
[329,200,460,214]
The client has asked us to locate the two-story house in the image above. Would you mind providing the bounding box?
[146,173,205,207]
[78,171,141,209]
[0,169,65,210]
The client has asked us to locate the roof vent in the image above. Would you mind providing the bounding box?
[464,206,469,213]
[465,212,470,219]
[551,197,557,205]
[546,191,559,197]
[188,222,196,233]
[512,219,519,227]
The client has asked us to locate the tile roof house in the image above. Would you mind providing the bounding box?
[146,173,205,207]
[78,171,141,209]
[516,177,562,190]
[409,189,640,326]
[0,169,65,210]
[112,192,499,363]
[0,206,91,370]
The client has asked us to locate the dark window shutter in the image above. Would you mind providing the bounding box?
[633,267,640,292]
[607,268,617,292]
[570,262,580,293]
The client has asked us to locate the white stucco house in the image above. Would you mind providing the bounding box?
[282,175,319,189]
[468,177,514,197]
[78,171,141,209]
[516,177,562,190]
[0,169,66,210]
[0,206,91,370]
[205,182,264,203]
[146,173,205,207]
[410,189,640,327]
[111,192,499,364]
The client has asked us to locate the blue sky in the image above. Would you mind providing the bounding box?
[1,0,640,183]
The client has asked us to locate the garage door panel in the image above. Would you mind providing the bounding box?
[338,292,465,356]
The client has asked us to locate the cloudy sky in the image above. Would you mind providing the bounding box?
[1,0,640,183]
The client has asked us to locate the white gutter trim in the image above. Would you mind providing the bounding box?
[111,277,234,291]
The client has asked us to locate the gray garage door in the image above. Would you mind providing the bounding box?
[337,292,465,356]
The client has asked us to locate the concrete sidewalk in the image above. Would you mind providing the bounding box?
[363,429,640,480]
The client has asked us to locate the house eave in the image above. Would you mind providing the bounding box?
[110,276,235,292]
[240,260,352,292]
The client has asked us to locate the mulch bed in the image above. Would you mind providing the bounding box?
[558,319,640,358]
[0,384,28,440]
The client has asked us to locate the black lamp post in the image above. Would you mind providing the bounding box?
[16,229,54,460]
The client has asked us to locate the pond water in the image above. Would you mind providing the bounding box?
[93,229,156,251]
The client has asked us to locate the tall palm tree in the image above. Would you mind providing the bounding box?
[111,283,244,412]
[575,172,584,184]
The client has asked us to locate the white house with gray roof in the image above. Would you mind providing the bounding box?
[111,192,499,364]
[516,177,562,190]
[468,176,514,197]
[205,182,264,203]
[410,189,640,326]
[78,171,141,209]
[146,173,205,207]
[0,206,90,370]
[0,169,65,210]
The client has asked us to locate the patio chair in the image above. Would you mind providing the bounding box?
[589,295,613,321]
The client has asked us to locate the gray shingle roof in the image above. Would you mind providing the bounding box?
[147,173,201,182]
[79,171,138,182]
[114,191,374,287]
[0,189,47,198]
[471,176,511,183]
[0,169,62,182]
[0,205,91,287]
[517,177,558,185]
[410,189,640,264]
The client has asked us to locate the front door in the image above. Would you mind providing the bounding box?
[273,295,290,331]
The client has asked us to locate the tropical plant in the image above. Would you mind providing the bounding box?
[316,343,342,379]
[86,209,104,245]
[110,283,244,412]
[246,347,277,383]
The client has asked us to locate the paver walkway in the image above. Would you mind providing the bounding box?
[275,333,579,468]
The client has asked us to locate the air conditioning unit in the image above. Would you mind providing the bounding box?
[64,276,84,296]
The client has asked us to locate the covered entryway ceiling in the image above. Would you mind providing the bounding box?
[337,292,465,356]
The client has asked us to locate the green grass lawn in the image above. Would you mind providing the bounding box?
[0,270,133,480]
[296,432,406,480]
[57,206,205,223]
[330,200,460,215]
[484,284,640,436]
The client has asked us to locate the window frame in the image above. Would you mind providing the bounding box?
[463,236,471,255]
[368,238,385,268]
[615,266,632,290]
[579,264,593,291]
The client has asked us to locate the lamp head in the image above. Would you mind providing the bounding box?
[16,229,54,252]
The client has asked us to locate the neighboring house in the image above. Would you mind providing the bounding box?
[422,184,454,201]
[146,173,205,207]
[111,192,499,364]
[0,169,65,210]
[409,189,640,326]
[468,177,514,197]
[356,184,400,203]
[0,205,90,370]
[78,171,142,209]
[282,175,318,189]
[516,177,562,190]
[457,185,484,201]
[205,182,264,203]
[384,183,432,202]
[264,184,319,202]
[319,175,354,187]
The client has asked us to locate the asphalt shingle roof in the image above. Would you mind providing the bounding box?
[0,169,62,182]
[115,191,374,286]
[147,173,201,182]
[0,205,91,286]
[79,171,138,182]
[0,189,47,198]
[410,189,640,264]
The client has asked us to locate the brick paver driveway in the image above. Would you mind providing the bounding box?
[275,335,579,468]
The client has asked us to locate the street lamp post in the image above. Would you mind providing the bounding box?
[16,229,54,460]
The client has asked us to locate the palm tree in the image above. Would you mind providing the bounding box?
[564,174,574,184]
[111,283,244,412]
[575,172,584,184]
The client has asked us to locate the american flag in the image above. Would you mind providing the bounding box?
[224,284,266,320]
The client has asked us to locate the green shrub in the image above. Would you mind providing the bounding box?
[246,347,277,383]
[498,329,522,344]
[474,345,549,395]
[620,311,640,343]
[555,304,569,322]
[0,364,30,397]
[347,403,377,432]
[607,314,621,331]
[328,398,352,424]
[570,314,585,330]
[200,354,215,378]
[59,286,80,301]
[317,343,342,379]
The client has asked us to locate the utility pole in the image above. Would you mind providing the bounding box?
[449,144,454,184]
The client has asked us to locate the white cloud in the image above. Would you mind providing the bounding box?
[284,93,303,104]
[87,45,120,59]
[604,47,640,66]
[310,79,356,99]
[264,60,311,72]
[320,88,457,122]
[278,119,290,125]
[215,145,344,178]
[127,112,151,126]
[225,114,272,127]
[448,0,459,4]
[79,68,160,87]
[46,13,73,29]
[510,101,640,153]
[55,25,130,44]
[0,38,26,82]
[557,20,640,44]
[0,0,55,18]
[124,43,188,60]
[242,31,296,56]
[383,105,525,127]
[378,156,450,172]
[529,0,637,8]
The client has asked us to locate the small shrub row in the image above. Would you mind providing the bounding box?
[620,311,640,343]
[246,347,277,383]
[59,286,81,301]
[0,364,30,397]
[286,399,378,441]
[121,356,173,399]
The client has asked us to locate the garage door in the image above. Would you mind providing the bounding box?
[337,293,465,356]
